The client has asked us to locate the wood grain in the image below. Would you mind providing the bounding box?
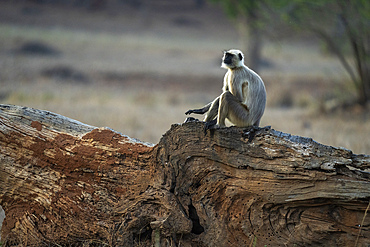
[0,104,369,246]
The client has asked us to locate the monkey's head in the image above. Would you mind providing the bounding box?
[221,49,244,69]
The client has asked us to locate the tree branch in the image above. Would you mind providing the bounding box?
[0,104,369,246]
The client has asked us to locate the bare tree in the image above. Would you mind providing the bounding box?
[277,0,370,105]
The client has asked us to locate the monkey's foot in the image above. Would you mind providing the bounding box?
[204,119,218,134]
[242,125,271,143]
[184,117,200,123]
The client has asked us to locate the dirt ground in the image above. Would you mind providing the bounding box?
[0,1,369,154]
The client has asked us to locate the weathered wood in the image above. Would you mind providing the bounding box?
[0,104,369,246]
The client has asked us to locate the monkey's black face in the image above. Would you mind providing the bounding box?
[223,52,234,65]
[222,49,244,69]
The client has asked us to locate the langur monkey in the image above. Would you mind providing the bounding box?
[185,49,266,130]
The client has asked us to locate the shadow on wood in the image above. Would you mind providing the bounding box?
[0,104,369,246]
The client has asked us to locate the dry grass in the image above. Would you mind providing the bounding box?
[0,2,369,154]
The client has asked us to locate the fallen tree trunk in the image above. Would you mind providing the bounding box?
[0,104,369,246]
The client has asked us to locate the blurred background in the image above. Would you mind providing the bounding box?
[0,0,369,154]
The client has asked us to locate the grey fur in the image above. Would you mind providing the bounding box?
[186,49,266,128]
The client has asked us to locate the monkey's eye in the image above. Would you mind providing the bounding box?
[225,53,233,59]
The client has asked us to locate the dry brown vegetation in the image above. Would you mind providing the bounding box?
[0,1,369,154]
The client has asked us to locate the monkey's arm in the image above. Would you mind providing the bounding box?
[185,102,212,115]
[222,72,230,92]
[233,81,247,103]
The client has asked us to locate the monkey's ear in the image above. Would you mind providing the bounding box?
[238,53,243,61]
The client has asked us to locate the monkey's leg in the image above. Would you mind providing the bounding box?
[204,97,220,122]
[217,91,250,127]
[253,119,260,127]
[185,102,212,115]
[203,97,220,133]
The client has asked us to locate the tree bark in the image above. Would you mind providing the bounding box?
[0,104,369,246]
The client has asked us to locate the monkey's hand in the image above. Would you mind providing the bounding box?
[204,119,218,134]
[185,109,205,115]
